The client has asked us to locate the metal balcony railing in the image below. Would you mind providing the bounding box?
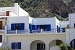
[7,28,66,34]
[30,29,66,33]
[7,29,30,34]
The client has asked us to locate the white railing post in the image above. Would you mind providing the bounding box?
[41,29,43,33]
[16,29,18,34]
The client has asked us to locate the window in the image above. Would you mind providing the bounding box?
[6,11,10,16]
[40,25,47,31]
[40,25,51,31]
[15,24,21,30]
[11,23,24,30]
[11,42,21,49]
[30,24,51,32]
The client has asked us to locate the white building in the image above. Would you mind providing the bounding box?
[0,3,75,50]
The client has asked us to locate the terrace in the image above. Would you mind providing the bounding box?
[7,28,66,35]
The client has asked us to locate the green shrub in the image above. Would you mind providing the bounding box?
[59,43,68,50]
[0,47,11,50]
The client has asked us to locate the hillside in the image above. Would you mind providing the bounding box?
[0,0,75,20]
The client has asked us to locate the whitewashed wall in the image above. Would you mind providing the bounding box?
[0,7,14,12]
[9,12,17,16]
[29,17,34,24]
[55,17,60,27]
[18,6,29,16]
[32,17,56,29]
[69,13,75,28]
[7,16,29,30]
[66,29,75,46]
[60,21,69,28]
[7,34,66,50]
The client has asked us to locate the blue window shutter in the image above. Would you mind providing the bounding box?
[29,24,31,29]
[21,23,24,30]
[47,25,51,31]
[11,24,15,30]
[11,43,15,49]
[32,25,35,30]
[29,24,32,31]
[18,42,21,49]
[57,26,60,33]
[59,27,60,32]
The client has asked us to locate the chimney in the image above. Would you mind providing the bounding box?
[14,3,19,16]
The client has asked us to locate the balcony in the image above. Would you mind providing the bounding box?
[7,28,65,35]
[7,29,30,34]
[31,29,65,33]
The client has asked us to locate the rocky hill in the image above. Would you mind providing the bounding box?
[0,0,75,20]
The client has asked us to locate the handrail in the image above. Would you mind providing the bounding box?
[7,29,30,34]
[7,28,66,34]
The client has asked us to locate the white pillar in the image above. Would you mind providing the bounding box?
[2,26,7,47]
[4,26,7,42]
[45,43,49,50]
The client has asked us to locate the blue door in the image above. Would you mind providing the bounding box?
[46,25,51,31]
[11,43,15,49]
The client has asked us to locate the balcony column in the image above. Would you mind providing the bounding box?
[2,26,8,47]
[4,26,7,42]
[45,43,49,50]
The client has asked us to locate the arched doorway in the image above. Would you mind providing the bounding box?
[70,39,75,49]
[49,40,64,50]
[30,40,45,50]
